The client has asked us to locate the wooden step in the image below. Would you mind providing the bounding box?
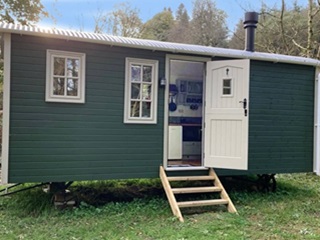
[167,175,215,181]
[159,166,237,222]
[172,186,221,194]
[177,199,229,208]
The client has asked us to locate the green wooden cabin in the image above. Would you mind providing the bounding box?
[1,23,320,185]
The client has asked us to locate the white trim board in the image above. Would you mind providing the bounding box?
[1,33,11,184]
[314,69,320,175]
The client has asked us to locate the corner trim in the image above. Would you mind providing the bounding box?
[1,33,11,184]
[314,69,320,175]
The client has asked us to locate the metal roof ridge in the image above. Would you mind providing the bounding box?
[0,22,320,67]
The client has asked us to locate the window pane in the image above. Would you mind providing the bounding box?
[53,77,65,95]
[143,66,152,82]
[54,57,65,76]
[223,79,231,87]
[67,79,78,96]
[142,102,151,118]
[131,65,141,82]
[131,83,140,99]
[67,58,79,77]
[142,84,151,100]
[223,88,231,95]
[130,101,140,117]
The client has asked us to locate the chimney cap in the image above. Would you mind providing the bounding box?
[244,12,259,26]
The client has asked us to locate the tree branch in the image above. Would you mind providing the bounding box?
[280,0,289,53]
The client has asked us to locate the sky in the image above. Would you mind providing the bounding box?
[39,0,307,34]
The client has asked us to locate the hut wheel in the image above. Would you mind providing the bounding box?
[257,174,276,192]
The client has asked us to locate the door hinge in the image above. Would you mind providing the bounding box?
[204,122,206,128]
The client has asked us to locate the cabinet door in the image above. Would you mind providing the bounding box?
[168,126,182,159]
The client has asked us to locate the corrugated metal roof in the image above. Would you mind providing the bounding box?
[1,22,320,67]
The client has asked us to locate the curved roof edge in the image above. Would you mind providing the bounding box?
[1,22,320,67]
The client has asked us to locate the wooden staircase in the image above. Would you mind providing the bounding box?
[159,166,237,222]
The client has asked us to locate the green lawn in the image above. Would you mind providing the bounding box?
[1,174,320,240]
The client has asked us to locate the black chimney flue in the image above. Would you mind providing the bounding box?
[243,12,259,52]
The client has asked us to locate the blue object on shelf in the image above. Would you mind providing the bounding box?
[169,84,178,96]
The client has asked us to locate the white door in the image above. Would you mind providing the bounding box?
[204,59,250,170]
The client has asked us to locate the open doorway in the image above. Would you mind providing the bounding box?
[166,58,206,168]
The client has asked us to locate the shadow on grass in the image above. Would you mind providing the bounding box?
[1,173,318,217]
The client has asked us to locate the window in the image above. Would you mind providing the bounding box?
[46,50,86,103]
[124,58,159,124]
[222,78,232,96]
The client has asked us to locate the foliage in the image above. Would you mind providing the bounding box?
[228,19,245,50]
[93,0,229,47]
[94,2,143,38]
[0,0,48,25]
[190,0,228,47]
[167,4,192,44]
[0,0,48,111]
[141,8,174,41]
[1,174,320,239]
[229,0,320,58]
[140,0,229,47]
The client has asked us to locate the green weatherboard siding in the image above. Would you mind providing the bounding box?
[9,34,165,183]
[8,34,315,183]
[247,61,314,174]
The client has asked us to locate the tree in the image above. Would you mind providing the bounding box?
[167,3,192,43]
[229,1,320,59]
[254,1,312,56]
[141,8,174,41]
[190,0,228,47]
[305,0,320,58]
[0,0,48,112]
[228,19,245,50]
[0,0,48,25]
[94,2,143,38]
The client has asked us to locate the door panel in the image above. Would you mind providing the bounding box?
[204,59,250,170]
[168,126,183,159]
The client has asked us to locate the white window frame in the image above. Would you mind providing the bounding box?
[46,50,86,103]
[124,58,159,124]
[222,77,234,97]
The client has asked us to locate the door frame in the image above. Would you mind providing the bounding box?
[163,54,210,171]
[1,33,11,184]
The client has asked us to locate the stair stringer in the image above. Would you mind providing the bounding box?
[159,166,184,222]
[209,168,237,213]
[160,166,237,222]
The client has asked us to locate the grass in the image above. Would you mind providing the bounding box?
[1,173,320,239]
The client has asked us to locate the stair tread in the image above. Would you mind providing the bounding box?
[177,199,229,208]
[172,186,222,194]
[167,176,215,181]
[160,166,237,221]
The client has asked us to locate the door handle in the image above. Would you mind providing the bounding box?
[239,98,247,117]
